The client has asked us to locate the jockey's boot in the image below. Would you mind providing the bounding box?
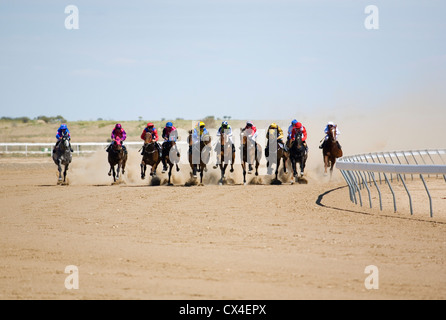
[123,145,128,154]
[106,144,111,153]
[265,147,269,158]
[319,140,325,149]
[337,141,342,149]
[141,144,145,155]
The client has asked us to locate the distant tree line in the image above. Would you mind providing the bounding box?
[0,115,67,123]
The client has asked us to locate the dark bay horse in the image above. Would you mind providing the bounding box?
[52,131,72,184]
[108,137,127,183]
[141,133,161,179]
[216,133,235,185]
[163,139,180,186]
[323,125,343,176]
[240,132,261,185]
[266,129,288,182]
[188,130,212,185]
[289,131,308,181]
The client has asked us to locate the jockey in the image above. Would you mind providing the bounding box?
[290,121,308,153]
[287,119,298,141]
[54,123,73,153]
[140,122,162,156]
[265,123,284,157]
[241,121,258,171]
[161,121,178,172]
[241,121,258,143]
[107,123,127,154]
[213,121,235,168]
[319,121,341,149]
[192,121,209,145]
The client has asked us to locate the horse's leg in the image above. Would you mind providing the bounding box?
[63,163,69,182]
[116,163,121,180]
[275,157,280,181]
[242,162,246,184]
[168,164,173,186]
[141,162,146,179]
[200,165,204,184]
[57,160,62,181]
[324,154,329,174]
[230,152,235,173]
[112,166,116,182]
[255,160,259,176]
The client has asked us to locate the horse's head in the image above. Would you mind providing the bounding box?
[201,134,211,146]
[113,138,123,150]
[144,132,153,144]
[328,125,337,141]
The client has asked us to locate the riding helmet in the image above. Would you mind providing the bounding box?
[115,123,122,129]
[246,121,253,127]
[291,119,298,125]
[166,122,173,128]
[60,124,67,130]
[327,121,334,126]
[222,121,228,128]
[147,123,154,128]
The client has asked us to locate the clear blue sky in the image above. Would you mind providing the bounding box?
[0,0,445,121]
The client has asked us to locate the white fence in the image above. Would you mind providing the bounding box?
[336,149,446,217]
[0,141,188,156]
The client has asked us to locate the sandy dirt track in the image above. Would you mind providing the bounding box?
[0,155,445,300]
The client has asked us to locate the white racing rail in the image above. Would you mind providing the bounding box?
[0,141,187,156]
[336,149,446,217]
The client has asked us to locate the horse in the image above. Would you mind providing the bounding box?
[323,125,343,176]
[216,132,235,185]
[188,130,212,185]
[108,137,127,183]
[162,139,181,186]
[266,129,288,182]
[240,131,261,185]
[140,133,161,180]
[52,131,72,184]
[288,130,308,181]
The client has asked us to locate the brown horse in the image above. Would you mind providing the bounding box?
[266,129,288,182]
[162,140,180,186]
[240,132,261,185]
[108,137,127,183]
[140,133,161,179]
[323,125,343,176]
[216,133,235,185]
[188,130,212,185]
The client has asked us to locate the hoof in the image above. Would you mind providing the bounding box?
[108,172,111,176]
[230,169,234,173]
[176,168,180,172]
[213,165,218,169]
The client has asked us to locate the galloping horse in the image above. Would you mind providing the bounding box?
[266,129,288,182]
[323,125,343,175]
[163,139,181,186]
[52,131,72,184]
[289,130,308,181]
[188,130,212,185]
[140,133,161,179]
[216,132,235,184]
[240,131,261,184]
[108,137,127,183]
